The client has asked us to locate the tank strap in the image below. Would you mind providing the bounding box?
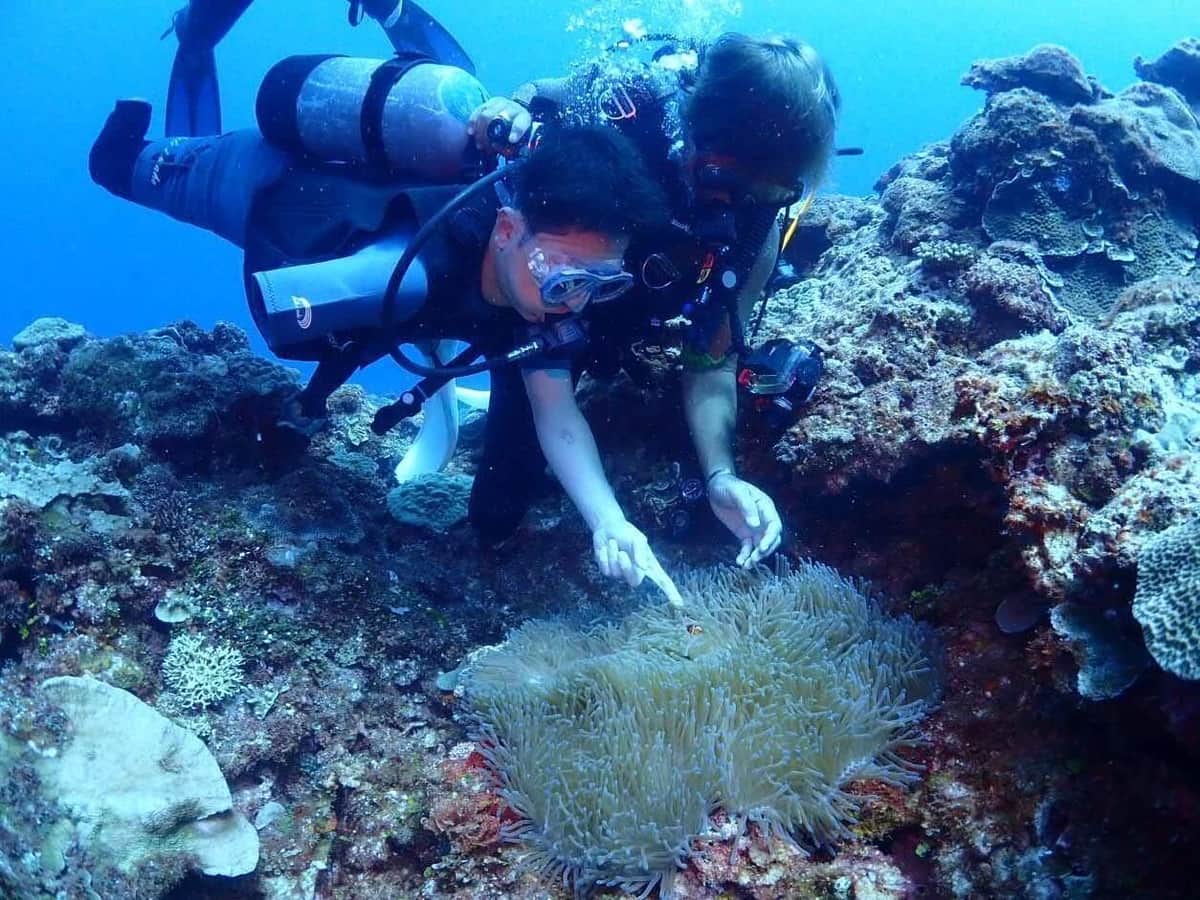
[361,54,432,170]
[256,54,341,153]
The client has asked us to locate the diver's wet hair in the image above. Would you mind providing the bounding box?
[685,33,840,190]
[513,125,669,236]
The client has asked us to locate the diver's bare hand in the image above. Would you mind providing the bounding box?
[707,473,783,568]
[467,98,532,152]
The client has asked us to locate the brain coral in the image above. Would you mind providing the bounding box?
[982,172,1090,256]
[1133,517,1200,680]
[461,562,941,898]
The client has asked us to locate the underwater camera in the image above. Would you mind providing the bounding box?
[737,338,824,429]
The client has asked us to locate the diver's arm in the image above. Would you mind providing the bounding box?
[682,356,740,481]
[511,77,572,109]
[682,221,784,567]
[524,367,624,530]
[681,219,780,478]
[524,367,657,585]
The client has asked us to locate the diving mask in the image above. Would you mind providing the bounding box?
[527,246,634,309]
[692,152,805,208]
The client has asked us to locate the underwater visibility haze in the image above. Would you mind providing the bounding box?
[2,1,1200,899]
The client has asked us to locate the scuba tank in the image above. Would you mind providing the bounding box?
[256,54,484,176]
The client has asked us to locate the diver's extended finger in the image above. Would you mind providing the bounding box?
[631,536,652,573]
[736,538,754,568]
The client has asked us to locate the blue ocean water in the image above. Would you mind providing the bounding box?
[0,0,1187,392]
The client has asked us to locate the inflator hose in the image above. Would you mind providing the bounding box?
[379,162,524,379]
[722,206,780,356]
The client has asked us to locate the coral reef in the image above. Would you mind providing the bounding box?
[962,44,1102,106]
[3,35,1200,900]
[1135,38,1200,108]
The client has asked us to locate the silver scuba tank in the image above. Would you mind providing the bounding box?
[256,54,483,178]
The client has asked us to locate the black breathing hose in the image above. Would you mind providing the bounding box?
[388,338,546,379]
[380,115,535,379]
[380,163,518,331]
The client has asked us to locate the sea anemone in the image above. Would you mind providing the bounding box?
[460,561,942,898]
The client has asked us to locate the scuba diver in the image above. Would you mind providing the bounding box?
[88,1,682,593]
[465,31,842,569]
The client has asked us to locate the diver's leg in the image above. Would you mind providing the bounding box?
[468,364,549,541]
[126,126,290,248]
[89,100,153,199]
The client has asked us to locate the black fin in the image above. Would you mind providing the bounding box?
[382,1,475,74]
[163,0,254,135]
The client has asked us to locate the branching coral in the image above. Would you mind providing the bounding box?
[459,562,941,898]
[162,633,246,709]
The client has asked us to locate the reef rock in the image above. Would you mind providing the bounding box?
[10,316,88,352]
[4,319,300,462]
[1135,37,1200,107]
[963,44,1100,105]
[771,41,1200,708]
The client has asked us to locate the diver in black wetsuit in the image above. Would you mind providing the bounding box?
[465,33,842,568]
[88,6,680,593]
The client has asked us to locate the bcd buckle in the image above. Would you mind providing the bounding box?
[598,84,638,121]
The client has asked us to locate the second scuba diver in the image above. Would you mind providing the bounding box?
[88,7,682,593]
[466,32,841,569]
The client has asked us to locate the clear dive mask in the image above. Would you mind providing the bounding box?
[526,246,635,309]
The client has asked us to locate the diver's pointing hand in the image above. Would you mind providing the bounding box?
[592,518,655,588]
[467,98,532,153]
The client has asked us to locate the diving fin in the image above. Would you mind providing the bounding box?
[393,340,464,483]
[163,0,254,136]
[367,1,476,75]
[166,46,221,136]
